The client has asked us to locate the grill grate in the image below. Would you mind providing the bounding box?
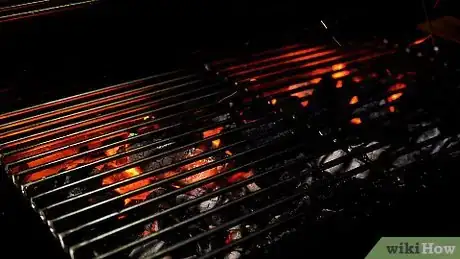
[2,38,460,259]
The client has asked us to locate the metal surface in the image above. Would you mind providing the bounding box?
[2,37,460,259]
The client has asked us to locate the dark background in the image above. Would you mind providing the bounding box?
[1,0,459,258]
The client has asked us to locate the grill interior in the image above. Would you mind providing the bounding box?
[2,34,460,259]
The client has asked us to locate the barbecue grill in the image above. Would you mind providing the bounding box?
[1,1,460,259]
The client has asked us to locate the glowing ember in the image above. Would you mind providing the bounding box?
[389,106,396,113]
[332,70,351,79]
[212,139,221,148]
[105,146,121,157]
[102,167,156,205]
[350,118,362,125]
[203,127,224,138]
[411,35,431,46]
[388,83,407,92]
[332,63,346,71]
[335,80,343,88]
[387,92,403,102]
[227,170,254,183]
[301,101,309,107]
[291,90,314,99]
[270,99,277,105]
[142,220,159,237]
[225,150,233,156]
[352,76,363,83]
[349,96,359,105]
[250,78,257,82]
[310,77,322,84]
[158,148,225,187]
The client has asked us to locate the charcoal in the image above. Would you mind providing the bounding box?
[317,149,347,175]
[199,196,220,213]
[225,250,242,259]
[129,240,165,259]
[246,182,261,192]
[212,113,231,123]
[128,141,160,161]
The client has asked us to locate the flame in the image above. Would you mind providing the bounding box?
[350,118,362,125]
[388,83,407,92]
[332,63,346,71]
[349,96,359,105]
[332,70,351,79]
[335,80,343,88]
[301,101,309,107]
[389,106,396,113]
[387,92,403,102]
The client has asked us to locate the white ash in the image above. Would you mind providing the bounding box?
[318,149,367,175]
[199,196,220,213]
[416,127,440,143]
[318,149,347,174]
[129,240,165,259]
[246,182,261,192]
[176,188,207,204]
[227,225,243,242]
[212,113,231,123]
[225,250,242,259]
[392,151,419,168]
[365,142,390,161]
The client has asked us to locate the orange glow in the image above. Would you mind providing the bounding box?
[158,148,225,187]
[270,99,277,105]
[203,127,224,138]
[225,150,233,156]
[105,146,121,157]
[101,167,155,205]
[250,78,257,82]
[291,90,314,99]
[336,80,343,88]
[332,63,346,71]
[332,70,351,79]
[310,78,322,84]
[352,76,363,83]
[350,118,362,125]
[387,92,403,102]
[389,106,396,113]
[388,83,407,92]
[228,170,254,183]
[349,96,359,105]
[212,139,221,148]
[411,35,431,46]
[301,101,309,107]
